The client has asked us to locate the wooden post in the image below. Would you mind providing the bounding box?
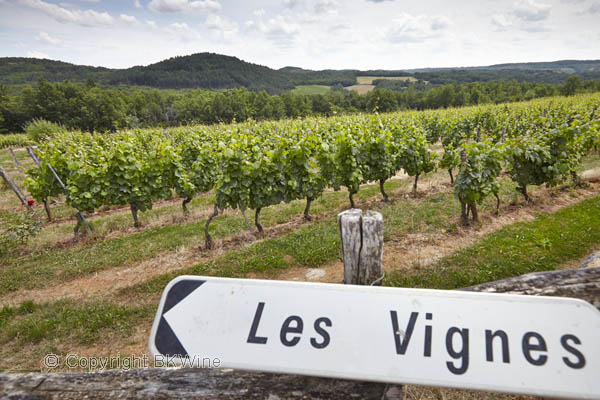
[0,163,36,217]
[25,146,40,167]
[25,146,52,221]
[337,209,384,286]
[359,211,384,285]
[458,149,472,224]
[338,209,362,284]
[8,148,24,175]
[337,208,394,397]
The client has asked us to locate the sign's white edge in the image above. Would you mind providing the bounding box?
[148,275,600,399]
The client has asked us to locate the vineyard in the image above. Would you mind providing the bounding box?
[1,94,600,398]
[24,93,600,246]
[0,134,30,150]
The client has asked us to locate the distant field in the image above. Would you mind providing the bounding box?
[356,76,417,85]
[345,84,375,94]
[345,76,418,94]
[291,85,331,95]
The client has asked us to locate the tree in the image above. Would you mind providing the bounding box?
[366,89,398,113]
[562,76,581,96]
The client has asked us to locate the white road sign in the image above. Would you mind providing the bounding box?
[149,276,600,399]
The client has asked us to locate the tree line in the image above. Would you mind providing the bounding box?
[0,77,598,134]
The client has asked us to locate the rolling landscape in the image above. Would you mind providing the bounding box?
[1,0,600,398]
[2,53,600,92]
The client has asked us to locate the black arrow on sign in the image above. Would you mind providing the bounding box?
[155,279,205,357]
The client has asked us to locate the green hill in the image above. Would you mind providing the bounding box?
[106,53,294,93]
[1,54,599,94]
[0,53,295,94]
[0,57,111,84]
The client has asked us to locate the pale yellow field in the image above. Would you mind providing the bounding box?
[345,84,375,94]
[356,75,417,85]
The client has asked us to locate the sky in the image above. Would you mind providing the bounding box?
[0,0,598,71]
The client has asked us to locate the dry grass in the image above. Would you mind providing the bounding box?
[356,76,417,85]
[346,84,375,94]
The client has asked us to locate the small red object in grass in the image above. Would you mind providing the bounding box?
[27,199,35,206]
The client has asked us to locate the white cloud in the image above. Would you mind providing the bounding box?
[120,13,138,23]
[27,50,50,58]
[328,23,349,33]
[205,14,238,36]
[148,0,220,13]
[146,20,157,28]
[134,0,142,8]
[19,0,114,27]
[282,0,300,8]
[386,13,451,43]
[245,13,300,47]
[248,16,299,36]
[512,0,551,21]
[491,14,513,30]
[573,1,600,15]
[167,21,192,32]
[165,22,200,41]
[314,0,337,14]
[366,0,394,2]
[491,0,551,32]
[35,31,62,45]
[587,1,600,13]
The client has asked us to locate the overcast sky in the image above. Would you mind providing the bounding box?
[0,0,598,70]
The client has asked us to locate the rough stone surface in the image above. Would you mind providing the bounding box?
[579,251,600,269]
[0,368,391,400]
[305,268,326,280]
[462,267,600,310]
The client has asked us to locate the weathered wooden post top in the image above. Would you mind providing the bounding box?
[337,208,384,286]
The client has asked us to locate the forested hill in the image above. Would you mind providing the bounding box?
[0,58,111,84]
[1,53,600,93]
[0,53,295,93]
[409,60,600,86]
[483,60,600,73]
[106,53,294,92]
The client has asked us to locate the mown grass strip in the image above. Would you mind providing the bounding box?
[386,194,600,289]
[127,217,342,295]
[0,300,151,346]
